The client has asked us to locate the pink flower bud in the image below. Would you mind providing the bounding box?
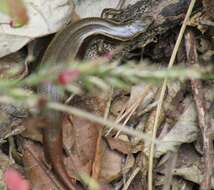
[4,168,30,190]
[58,69,80,85]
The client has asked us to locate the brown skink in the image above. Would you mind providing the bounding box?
[38,17,152,190]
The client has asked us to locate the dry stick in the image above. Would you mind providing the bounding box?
[105,101,129,136]
[106,85,151,136]
[147,0,196,190]
[116,101,138,123]
[122,167,140,190]
[137,101,158,117]
[114,88,146,124]
[0,95,152,141]
[115,100,141,137]
[185,31,214,190]
[105,97,130,136]
[115,85,152,137]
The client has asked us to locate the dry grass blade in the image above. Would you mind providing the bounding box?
[115,100,141,138]
[147,0,197,190]
[47,102,153,142]
[122,167,140,190]
[115,85,151,138]
[106,85,152,137]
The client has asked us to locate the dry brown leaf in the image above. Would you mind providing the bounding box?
[65,154,91,177]
[0,0,74,57]
[71,115,100,172]
[23,114,75,151]
[156,175,194,190]
[22,139,65,190]
[106,136,132,154]
[110,93,129,118]
[21,117,43,143]
[157,144,205,187]
[155,98,198,158]
[92,128,105,180]
[128,84,157,113]
[68,95,107,176]
[173,165,202,186]
[99,140,124,182]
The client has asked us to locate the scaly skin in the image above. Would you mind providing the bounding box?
[39,0,193,184]
[38,17,152,189]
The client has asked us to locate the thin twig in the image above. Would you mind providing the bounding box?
[115,101,140,137]
[148,0,196,189]
[122,167,140,190]
[115,85,152,137]
[185,31,214,190]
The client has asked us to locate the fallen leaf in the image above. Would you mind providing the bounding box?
[69,95,106,176]
[92,128,105,180]
[21,117,44,143]
[74,0,139,18]
[22,139,65,189]
[155,98,198,158]
[106,136,132,154]
[99,141,124,182]
[74,0,119,18]
[173,165,202,186]
[71,115,100,171]
[0,0,74,57]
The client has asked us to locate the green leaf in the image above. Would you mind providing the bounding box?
[0,185,6,190]
[0,0,9,14]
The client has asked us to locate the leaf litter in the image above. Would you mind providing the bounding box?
[0,0,214,189]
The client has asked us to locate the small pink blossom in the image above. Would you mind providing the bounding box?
[58,69,80,85]
[4,168,30,190]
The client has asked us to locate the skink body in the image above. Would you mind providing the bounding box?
[42,17,152,64]
[38,17,152,190]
